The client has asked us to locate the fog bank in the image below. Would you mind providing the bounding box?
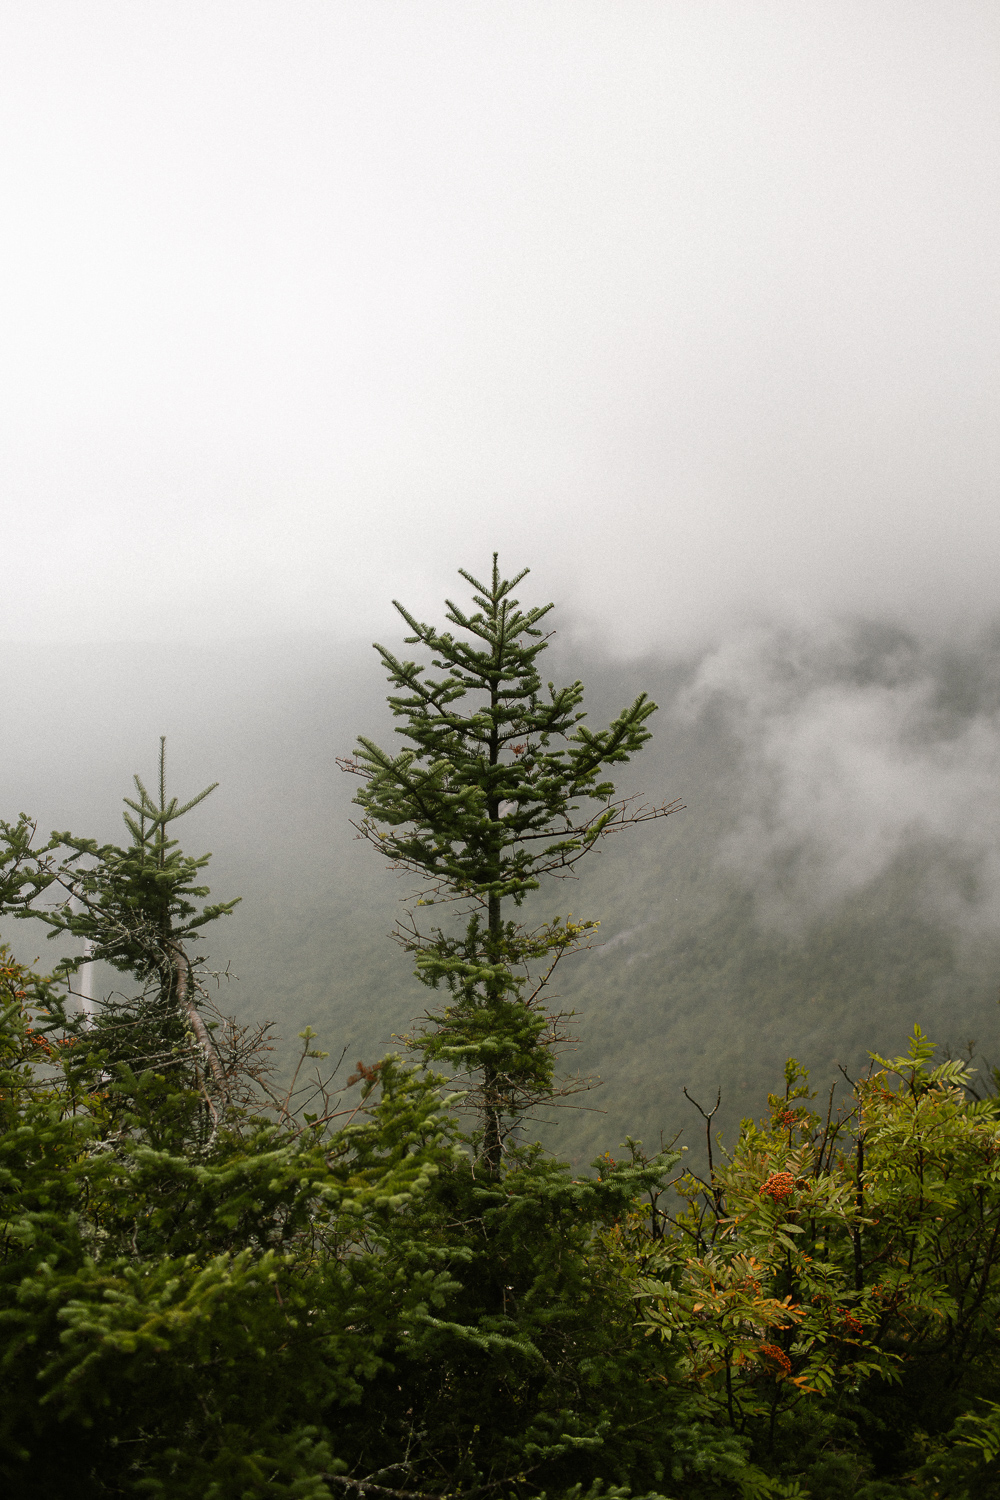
[3,3,999,651]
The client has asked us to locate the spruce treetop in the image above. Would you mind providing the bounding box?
[33,737,239,980]
[345,555,674,909]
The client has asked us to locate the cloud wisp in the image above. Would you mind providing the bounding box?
[681,621,1000,933]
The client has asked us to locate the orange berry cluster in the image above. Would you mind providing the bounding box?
[758,1343,792,1375]
[759,1171,795,1203]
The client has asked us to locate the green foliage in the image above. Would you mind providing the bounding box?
[632,1028,1000,1496]
[0,940,708,1498]
[0,955,467,1496]
[4,739,242,1128]
[29,736,239,989]
[0,813,57,916]
[350,558,659,904]
[342,556,677,1170]
[9,929,1000,1495]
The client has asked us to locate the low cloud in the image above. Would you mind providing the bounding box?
[680,620,1000,933]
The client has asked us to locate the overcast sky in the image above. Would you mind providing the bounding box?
[3,2,999,651]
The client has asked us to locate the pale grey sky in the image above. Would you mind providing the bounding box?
[3,2,999,649]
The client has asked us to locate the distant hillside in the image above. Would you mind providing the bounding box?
[3,620,1000,1162]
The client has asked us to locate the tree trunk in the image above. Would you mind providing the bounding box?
[169,939,230,1102]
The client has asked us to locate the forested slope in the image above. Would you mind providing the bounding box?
[3,620,1000,1161]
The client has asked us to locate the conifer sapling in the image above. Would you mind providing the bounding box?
[25,738,239,1102]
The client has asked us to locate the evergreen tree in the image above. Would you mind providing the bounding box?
[25,738,239,1108]
[342,555,680,1171]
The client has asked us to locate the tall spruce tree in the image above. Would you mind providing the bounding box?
[343,555,679,1171]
